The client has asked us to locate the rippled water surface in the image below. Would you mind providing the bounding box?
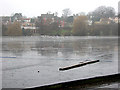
[2,36,118,88]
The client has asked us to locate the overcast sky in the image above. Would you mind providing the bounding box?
[0,0,119,17]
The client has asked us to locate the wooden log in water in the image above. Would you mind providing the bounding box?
[59,60,100,71]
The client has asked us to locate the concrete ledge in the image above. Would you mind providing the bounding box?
[24,73,120,90]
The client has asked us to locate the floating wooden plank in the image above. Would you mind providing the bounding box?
[59,60,100,71]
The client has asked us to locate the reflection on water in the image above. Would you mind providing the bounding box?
[2,36,118,88]
[2,37,117,59]
[2,42,24,56]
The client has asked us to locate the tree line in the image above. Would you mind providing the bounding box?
[2,6,118,36]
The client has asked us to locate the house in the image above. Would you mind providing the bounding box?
[41,13,54,19]
[21,18,37,34]
[21,18,35,29]
[11,13,22,22]
[100,18,111,24]
[41,13,55,24]
[113,17,118,23]
[2,16,11,25]
[94,18,112,25]
[22,18,31,23]
[109,17,118,23]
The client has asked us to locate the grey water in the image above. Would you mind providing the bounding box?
[1,36,118,88]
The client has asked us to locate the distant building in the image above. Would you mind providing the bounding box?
[94,18,112,25]
[21,18,37,33]
[109,17,118,23]
[11,13,22,22]
[41,13,54,19]
[40,13,55,24]
[22,18,31,23]
[2,16,11,25]
[100,18,111,24]
[37,14,65,28]
[113,17,118,23]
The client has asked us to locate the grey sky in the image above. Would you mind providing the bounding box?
[0,0,119,17]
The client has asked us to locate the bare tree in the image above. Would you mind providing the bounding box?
[47,11,51,14]
[88,6,115,23]
[62,8,71,18]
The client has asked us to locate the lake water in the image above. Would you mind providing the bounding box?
[1,36,118,88]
